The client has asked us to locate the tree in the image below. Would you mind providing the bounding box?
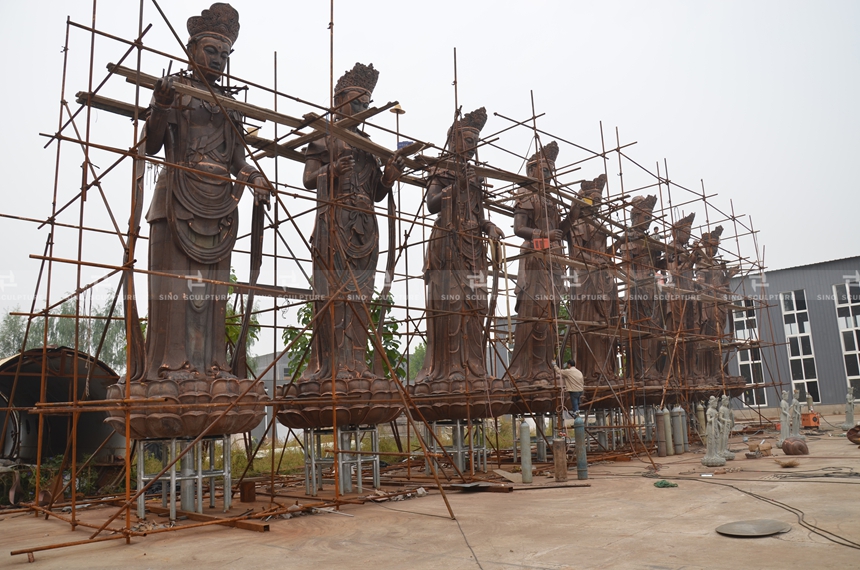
[280,301,312,381]
[407,342,426,383]
[0,307,26,358]
[281,290,406,383]
[0,294,127,371]
[226,268,261,371]
[366,291,406,382]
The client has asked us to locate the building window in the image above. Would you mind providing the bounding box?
[733,299,765,406]
[833,281,860,397]
[780,289,820,403]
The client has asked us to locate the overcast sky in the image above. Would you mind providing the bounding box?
[1,1,858,354]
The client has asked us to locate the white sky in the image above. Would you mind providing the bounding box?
[1,0,858,356]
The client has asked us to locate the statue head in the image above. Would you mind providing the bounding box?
[333,62,379,118]
[782,390,788,401]
[700,225,724,256]
[526,141,559,185]
[186,3,240,83]
[580,174,607,207]
[447,107,487,159]
[629,195,657,229]
[671,213,696,246]
[708,395,717,409]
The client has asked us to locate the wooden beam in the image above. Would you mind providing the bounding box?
[147,505,270,532]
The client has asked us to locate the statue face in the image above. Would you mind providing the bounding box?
[450,127,479,159]
[527,159,553,184]
[631,208,652,228]
[673,225,691,245]
[334,89,370,118]
[190,36,231,82]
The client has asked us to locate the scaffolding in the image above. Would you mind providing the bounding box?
[0,0,791,560]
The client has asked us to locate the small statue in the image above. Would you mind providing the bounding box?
[841,390,856,430]
[718,395,735,460]
[701,396,726,467]
[777,390,790,448]
[790,389,805,440]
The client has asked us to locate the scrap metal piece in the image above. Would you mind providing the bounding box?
[715,519,791,537]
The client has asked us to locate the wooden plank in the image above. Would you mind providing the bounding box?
[109,63,307,129]
[76,91,144,119]
[147,505,269,532]
[278,102,399,151]
[233,281,312,300]
[493,469,522,484]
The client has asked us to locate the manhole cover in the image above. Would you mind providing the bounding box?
[715,519,791,537]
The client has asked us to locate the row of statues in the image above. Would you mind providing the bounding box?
[777,389,807,447]
[701,395,735,467]
[106,3,745,439]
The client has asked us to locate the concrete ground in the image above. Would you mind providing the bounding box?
[2,414,858,569]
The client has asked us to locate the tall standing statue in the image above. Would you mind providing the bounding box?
[663,213,696,384]
[277,62,405,429]
[701,396,726,467]
[693,226,738,387]
[571,175,619,388]
[718,395,735,460]
[842,390,856,430]
[106,3,269,439]
[507,142,571,413]
[618,195,663,385]
[778,389,790,448]
[790,389,805,439]
[412,107,511,421]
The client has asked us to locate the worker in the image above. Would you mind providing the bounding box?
[554,359,584,417]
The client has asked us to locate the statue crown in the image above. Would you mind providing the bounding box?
[452,107,488,133]
[631,194,657,215]
[673,212,696,232]
[335,62,379,95]
[187,3,240,45]
[528,141,559,165]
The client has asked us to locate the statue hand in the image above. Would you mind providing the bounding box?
[549,229,564,242]
[154,76,175,107]
[381,153,405,186]
[488,225,504,241]
[251,175,272,210]
[464,163,476,181]
[332,155,354,178]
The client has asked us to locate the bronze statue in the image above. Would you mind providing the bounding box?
[107,3,269,439]
[411,107,511,421]
[507,142,570,413]
[617,195,664,385]
[571,175,619,388]
[663,213,696,383]
[694,226,730,382]
[277,63,405,429]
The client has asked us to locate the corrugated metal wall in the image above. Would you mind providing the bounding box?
[729,256,860,408]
